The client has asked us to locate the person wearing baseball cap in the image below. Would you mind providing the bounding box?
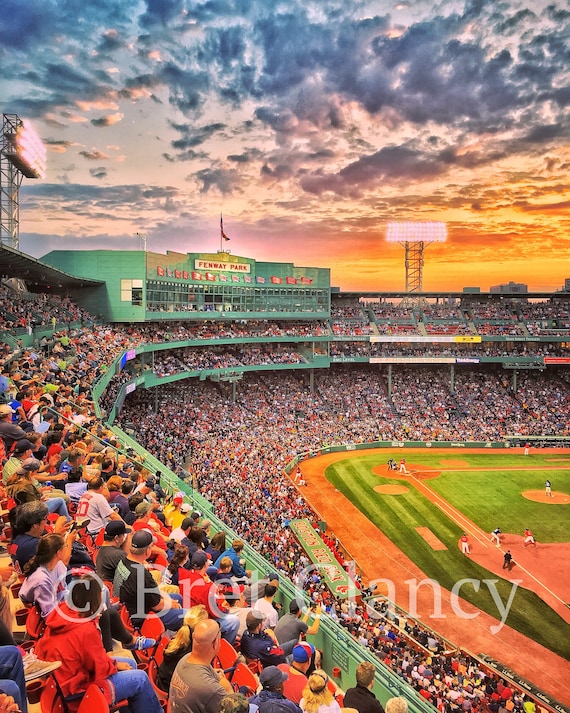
[276,642,315,705]
[95,521,132,582]
[164,492,188,530]
[114,529,190,632]
[274,599,322,647]
[2,438,35,485]
[239,610,287,668]
[176,550,240,645]
[0,404,31,455]
[249,666,301,712]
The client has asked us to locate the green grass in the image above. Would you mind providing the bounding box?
[325,452,570,660]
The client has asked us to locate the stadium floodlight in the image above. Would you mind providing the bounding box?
[386,221,447,294]
[3,117,46,179]
[1,114,46,250]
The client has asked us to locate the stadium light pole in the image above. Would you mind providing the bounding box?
[386,222,447,295]
[0,114,46,250]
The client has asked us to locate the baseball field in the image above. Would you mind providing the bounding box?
[299,448,570,701]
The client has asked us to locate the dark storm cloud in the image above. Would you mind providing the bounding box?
[300,146,447,197]
[23,182,180,211]
[159,63,210,114]
[91,116,121,127]
[174,123,225,149]
[5,0,570,218]
[90,167,108,179]
[97,29,127,54]
[0,0,53,50]
[194,167,242,195]
[79,149,109,161]
[261,163,293,180]
[139,0,185,27]
[162,149,209,163]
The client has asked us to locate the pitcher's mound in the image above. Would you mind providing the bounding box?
[522,490,570,504]
[373,484,410,495]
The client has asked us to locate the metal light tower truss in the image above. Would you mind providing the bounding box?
[1,114,46,250]
[386,222,447,294]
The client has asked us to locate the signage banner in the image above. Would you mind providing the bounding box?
[289,519,358,599]
[194,259,251,273]
[371,335,481,344]
[478,654,569,713]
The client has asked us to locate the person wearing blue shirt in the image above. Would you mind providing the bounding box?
[213,539,251,581]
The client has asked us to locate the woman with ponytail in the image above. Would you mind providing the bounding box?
[156,604,208,691]
[161,543,189,588]
[19,533,68,617]
[300,670,342,713]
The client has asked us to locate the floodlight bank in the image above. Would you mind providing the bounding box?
[386,222,447,243]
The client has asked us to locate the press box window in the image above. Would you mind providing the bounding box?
[121,279,143,305]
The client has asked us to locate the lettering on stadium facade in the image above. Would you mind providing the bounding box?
[194,260,251,273]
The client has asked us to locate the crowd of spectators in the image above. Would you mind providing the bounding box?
[1,282,569,713]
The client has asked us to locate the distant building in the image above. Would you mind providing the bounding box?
[564,278,570,292]
[490,281,528,294]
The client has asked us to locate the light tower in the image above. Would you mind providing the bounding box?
[386,221,447,295]
[1,114,46,250]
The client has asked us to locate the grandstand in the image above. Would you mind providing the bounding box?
[1,245,569,713]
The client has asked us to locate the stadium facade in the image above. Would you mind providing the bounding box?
[41,249,330,322]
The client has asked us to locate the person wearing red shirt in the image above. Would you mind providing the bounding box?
[179,551,239,644]
[35,574,162,713]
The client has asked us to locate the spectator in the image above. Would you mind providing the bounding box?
[95,520,131,582]
[277,643,315,705]
[253,584,279,629]
[169,619,234,713]
[178,551,239,645]
[385,698,408,713]
[35,574,162,713]
[113,529,189,631]
[157,604,209,692]
[239,610,286,668]
[300,670,341,713]
[274,600,321,646]
[77,476,123,537]
[249,666,302,712]
[343,661,385,713]
[214,539,250,582]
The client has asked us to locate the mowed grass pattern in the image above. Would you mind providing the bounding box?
[325,453,570,660]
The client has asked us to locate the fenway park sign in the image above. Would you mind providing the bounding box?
[194,259,251,273]
[289,519,358,599]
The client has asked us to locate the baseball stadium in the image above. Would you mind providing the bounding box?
[0,225,569,713]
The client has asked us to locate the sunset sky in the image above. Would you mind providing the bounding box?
[2,0,569,292]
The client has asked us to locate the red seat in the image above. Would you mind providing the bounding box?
[231,662,258,696]
[213,638,239,678]
[152,635,169,667]
[40,674,65,713]
[133,613,165,664]
[77,684,109,713]
[118,605,138,636]
[26,603,46,640]
[147,658,168,709]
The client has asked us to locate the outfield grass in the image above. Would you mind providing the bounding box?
[325,452,570,660]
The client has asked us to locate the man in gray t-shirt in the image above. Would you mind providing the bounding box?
[169,619,233,713]
[274,600,321,645]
